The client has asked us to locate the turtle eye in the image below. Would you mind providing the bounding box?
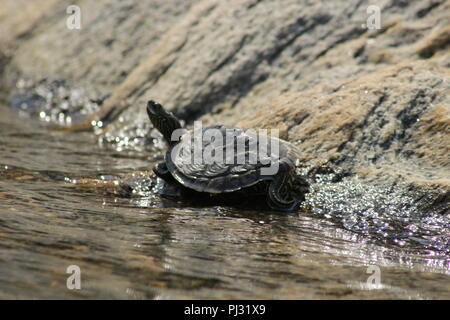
[147,100,162,115]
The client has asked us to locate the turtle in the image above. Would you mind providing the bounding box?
[146,100,309,212]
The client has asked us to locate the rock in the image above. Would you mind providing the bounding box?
[0,1,448,243]
[2,0,449,128]
[234,59,449,214]
[236,60,449,177]
[1,0,197,98]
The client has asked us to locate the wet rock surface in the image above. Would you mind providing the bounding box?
[0,0,449,298]
[237,60,450,211]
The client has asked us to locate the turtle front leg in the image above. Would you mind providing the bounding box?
[153,162,177,185]
[153,161,185,199]
[267,161,302,212]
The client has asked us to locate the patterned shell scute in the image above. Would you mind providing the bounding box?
[165,125,298,193]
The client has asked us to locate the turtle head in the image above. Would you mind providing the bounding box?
[147,100,182,145]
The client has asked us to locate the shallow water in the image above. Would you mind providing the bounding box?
[0,105,449,299]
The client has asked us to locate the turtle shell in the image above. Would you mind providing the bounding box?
[165,125,300,193]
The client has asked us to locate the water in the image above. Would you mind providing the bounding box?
[0,105,449,299]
